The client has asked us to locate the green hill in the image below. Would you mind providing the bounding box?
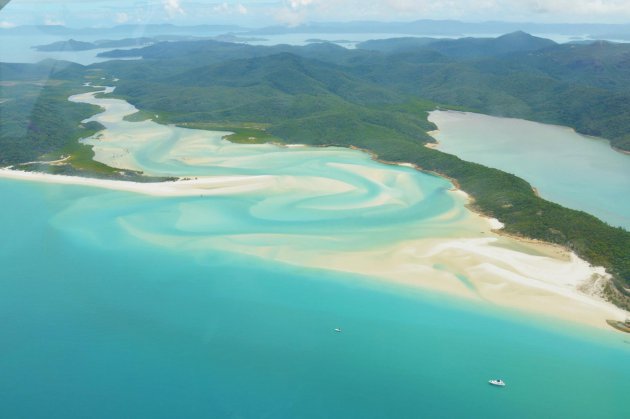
[100,36,630,154]
[358,31,557,58]
[33,39,96,51]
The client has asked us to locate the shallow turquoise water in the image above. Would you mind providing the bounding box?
[1,89,629,418]
[71,89,489,257]
[1,178,629,419]
[429,111,630,230]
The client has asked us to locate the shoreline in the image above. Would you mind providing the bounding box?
[4,88,625,333]
[0,168,276,197]
[2,164,626,331]
[613,145,630,156]
[252,143,627,330]
[214,231,625,331]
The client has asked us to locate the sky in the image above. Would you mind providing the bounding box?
[2,0,630,29]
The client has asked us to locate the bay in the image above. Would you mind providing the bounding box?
[429,110,630,230]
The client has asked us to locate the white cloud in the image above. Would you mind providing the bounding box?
[163,0,186,17]
[385,0,428,12]
[265,0,630,24]
[4,0,630,27]
[273,0,318,26]
[211,2,249,15]
[44,16,65,26]
[0,20,16,28]
[289,0,315,9]
[115,12,129,24]
[274,8,306,26]
[213,2,229,13]
[525,0,630,15]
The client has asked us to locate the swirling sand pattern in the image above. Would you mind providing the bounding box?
[37,88,625,327]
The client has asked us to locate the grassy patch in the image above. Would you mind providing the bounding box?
[123,110,159,122]
[176,121,282,144]
[63,141,118,174]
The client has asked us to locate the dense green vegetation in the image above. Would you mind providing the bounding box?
[0,79,102,166]
[176,121,282,144]
[101,51,436,149]
[354,36,630,152]
[0,62,171,181]
[99,34,630,152]
[34,37,154,52]
[2,34,629,306]
[0,61,104,166]
[357,31,557,58]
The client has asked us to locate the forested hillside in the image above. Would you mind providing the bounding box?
[0,61,103,166]
[100,33,630,152]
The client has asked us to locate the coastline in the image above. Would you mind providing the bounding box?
[0,168,276,197]
[2,164,626,331]
[4,88,625,334]
[293,144,627,330]
[212,229,625,331]
[613,145,630,156]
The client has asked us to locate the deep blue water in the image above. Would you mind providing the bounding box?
[1,179,628,419]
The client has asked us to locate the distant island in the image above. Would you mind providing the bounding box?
[33,34,267,52]
[6,19,630,41]
[33,38,155,51]
[305,39,354,44]
[246,19,630,40]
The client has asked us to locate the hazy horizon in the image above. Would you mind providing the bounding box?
[2,0,630,30]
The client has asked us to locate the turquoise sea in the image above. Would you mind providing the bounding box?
[1,178,629,418]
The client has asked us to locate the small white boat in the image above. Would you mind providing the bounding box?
[334,328,342,333]
[488,379,506,387]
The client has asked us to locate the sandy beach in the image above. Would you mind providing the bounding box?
[210,231,625,330]
[2,166,626,330]
[5,87,626,333]
[0,168,296,197]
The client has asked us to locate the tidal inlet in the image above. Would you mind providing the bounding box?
[13,87,619,328]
